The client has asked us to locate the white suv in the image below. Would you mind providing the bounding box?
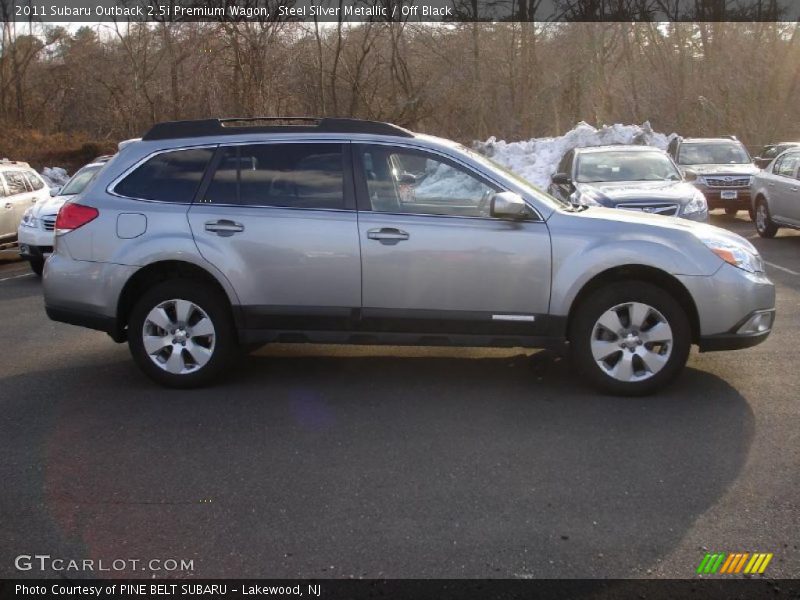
[18,159,109,275]
[0,160,51,251]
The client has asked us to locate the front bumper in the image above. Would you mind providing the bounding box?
[678,264,775,352]
[18,224,55,260]
[690,183,751,210]
[698,309,775,351]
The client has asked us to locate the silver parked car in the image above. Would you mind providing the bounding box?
[43,118,775,395]
[751,148,800,238]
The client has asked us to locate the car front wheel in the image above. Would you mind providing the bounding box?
[28,258,44,277]
[128,279,237,388]
[569,281,691,396]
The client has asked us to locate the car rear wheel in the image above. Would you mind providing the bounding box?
[755,200,778,238]
[128,279,237,388]
[569,281,691,396]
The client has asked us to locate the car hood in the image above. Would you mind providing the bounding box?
[571,206,757,251]
[32,195,72,217]
[680,163,759,176]
[575,180,698,205]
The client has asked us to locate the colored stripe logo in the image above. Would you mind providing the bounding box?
[696,552,773,574]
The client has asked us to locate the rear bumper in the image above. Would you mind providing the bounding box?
[45,304,117,336]
[43,253,136,342]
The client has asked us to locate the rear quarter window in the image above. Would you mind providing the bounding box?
[114,148,214,202]
[24,170,45,191]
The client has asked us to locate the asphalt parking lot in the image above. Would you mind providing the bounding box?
[1,213,798,579]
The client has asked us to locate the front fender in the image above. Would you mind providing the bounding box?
[547,210,721,316]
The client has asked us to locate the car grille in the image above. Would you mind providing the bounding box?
[705,177,750,188]
[41,215,56,231]
[616,202,679,216]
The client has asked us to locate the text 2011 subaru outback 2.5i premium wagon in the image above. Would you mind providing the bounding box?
[43,118,776,395]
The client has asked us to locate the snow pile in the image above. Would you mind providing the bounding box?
[415,159,490,199]
[40,167,69,187]
[474,121,677,189]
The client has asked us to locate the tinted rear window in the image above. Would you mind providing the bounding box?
[115,148,213,202]
[203,143,345,210]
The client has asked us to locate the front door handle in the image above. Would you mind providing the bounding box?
[4,203,11,210]
[205,219,244,237]
[367,227,410,245]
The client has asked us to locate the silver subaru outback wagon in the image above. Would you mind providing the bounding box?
[43,118,775,395]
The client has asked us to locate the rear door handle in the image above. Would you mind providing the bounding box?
[205,219,244,237]
[367,227,410,245]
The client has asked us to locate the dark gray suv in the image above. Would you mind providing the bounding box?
[43,118,775,395]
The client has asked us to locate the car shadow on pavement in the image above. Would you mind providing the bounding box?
[0,348,753,579]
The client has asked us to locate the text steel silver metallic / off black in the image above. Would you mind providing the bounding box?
[43,118,775,395]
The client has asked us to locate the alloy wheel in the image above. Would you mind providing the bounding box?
[590,302,673,382]
[141,299,216,374]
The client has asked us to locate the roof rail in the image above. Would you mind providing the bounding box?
[142,117,414,141]
[0,158,30,167]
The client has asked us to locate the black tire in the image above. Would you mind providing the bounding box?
[569,281,691,396]
[28,258,44,277]
[754,199,778,238]
[724,207,739,216]
[128,279,238,388]
[748,207,755,221]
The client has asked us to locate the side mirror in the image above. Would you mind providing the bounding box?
[551,172,571,185]
[49,186,61,197]
[490,191,529,219]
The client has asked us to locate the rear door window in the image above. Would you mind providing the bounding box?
[114,148,214,202]
[203,143,346,210]
[4,171,28,195]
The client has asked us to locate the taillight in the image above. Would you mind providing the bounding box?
[55,203,98,232]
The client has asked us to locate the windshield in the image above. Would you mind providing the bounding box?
[60,164,103,195]
[575,151,681,183]
[677,142,750,165]
[458,144,571,209]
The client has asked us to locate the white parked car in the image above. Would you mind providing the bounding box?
[18,160,108,275]
[0,160,52,250]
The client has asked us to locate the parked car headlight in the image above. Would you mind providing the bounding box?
[699,235,764,273]
[20,207,38,228]
[683,191,707,215]
[571,189,601,207]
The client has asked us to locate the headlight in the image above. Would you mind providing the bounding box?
[694,176,707,186]
[571,189,601,207]
[683,191,707,215]
[20,207,38,228]
[699,236,764,273]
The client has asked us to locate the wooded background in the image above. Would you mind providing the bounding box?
[1,20,799,169]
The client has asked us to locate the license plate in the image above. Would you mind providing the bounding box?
[721,190,738,200]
